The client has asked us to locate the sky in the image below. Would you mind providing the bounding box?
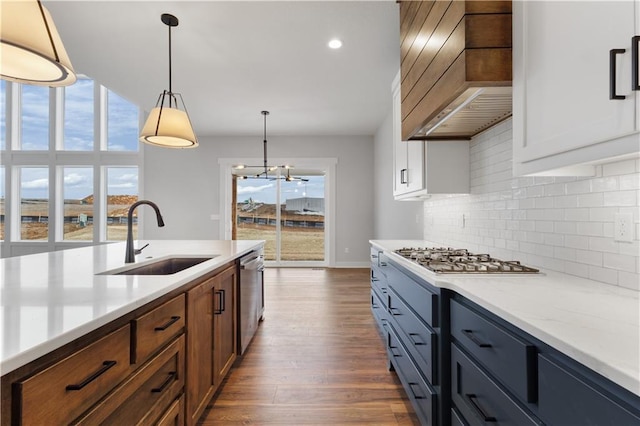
[0,78,141,199]
[237,175,325,205]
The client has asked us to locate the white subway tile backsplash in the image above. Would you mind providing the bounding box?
[577,192,604,207]
[603,190,637,206]
[423,119,640,290]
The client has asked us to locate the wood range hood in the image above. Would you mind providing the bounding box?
[399,0,512,141]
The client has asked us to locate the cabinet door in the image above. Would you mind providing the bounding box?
[186,276,215,426]
[513,1,639,176]
[393,71,425,197]
[214,266,238,387]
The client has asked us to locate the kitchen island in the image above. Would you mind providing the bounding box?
[371,239,640,425]
[1,239,264,425]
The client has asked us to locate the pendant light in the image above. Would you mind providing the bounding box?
[140,13,198,148]
[0,0,76,86]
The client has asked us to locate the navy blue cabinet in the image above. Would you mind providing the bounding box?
[538,354,640,426]
[370,246,640,426]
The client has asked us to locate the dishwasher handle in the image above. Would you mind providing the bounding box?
[241,255,264,271]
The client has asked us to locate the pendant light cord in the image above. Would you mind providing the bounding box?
[168,23,173,107]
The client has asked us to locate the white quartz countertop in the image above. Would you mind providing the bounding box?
[1,240,264,375]
[370,240,640,397]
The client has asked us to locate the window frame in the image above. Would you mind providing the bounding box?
[0,78,143,257]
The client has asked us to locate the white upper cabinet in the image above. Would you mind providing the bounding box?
[513,1,640,176]
[392,72,469,200]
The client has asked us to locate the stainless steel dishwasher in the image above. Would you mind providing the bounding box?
[238,250,264,355]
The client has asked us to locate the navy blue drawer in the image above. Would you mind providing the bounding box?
[387,323,437,426]
[387,262,438,327]
[451,407,468,426]
[451,299,536,403]
[538,354,640,426]
[388,287,436,384]
[371,271,389,310]
[371,289,387,333]
[452,344,540,426]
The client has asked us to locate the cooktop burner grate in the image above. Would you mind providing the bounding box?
[394,247,539,274]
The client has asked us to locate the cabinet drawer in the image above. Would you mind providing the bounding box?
[388,288,436,383]
[538,354,640,426]
[156,394,184,426]
[452,344,539,426]
[134,294,185,364]
[371,271,389,309]
[15,325,131,425]
[451,299,536,403]
[371,289,387,327]
[387,323,437,426]
[387,262,437,327]
[78,334,185,425]
[451,407,468,426]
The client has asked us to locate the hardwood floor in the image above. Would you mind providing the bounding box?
[199,268,419,425]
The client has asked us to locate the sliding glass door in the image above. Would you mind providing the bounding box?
[234,168,326,264]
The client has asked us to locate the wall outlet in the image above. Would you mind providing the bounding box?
[614,212,633,242]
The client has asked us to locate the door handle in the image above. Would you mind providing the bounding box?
[610,48,626,99]
[400,168,408,184]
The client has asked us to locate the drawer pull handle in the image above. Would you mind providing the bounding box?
[151,371,177,393]
[462,329,492,348]
[408,333,425,346]
[610,48,627,100]
[154,316,181,331]
[66,360,117,391]
[389,346,402,358]
[390,308,401,316]
[465,393,497,422]
[409,382,425,400]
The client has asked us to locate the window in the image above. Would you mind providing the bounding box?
[62,167,93,241]
[63,78,94,151]
[107,89,139,151]
[21,86,49,150]
[20,167,49,241]
[0,78,142,257]
[106,167,138,241]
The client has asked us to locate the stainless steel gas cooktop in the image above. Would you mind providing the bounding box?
[394,247,539,274]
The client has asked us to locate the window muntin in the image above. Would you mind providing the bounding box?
[21,86,50,150]
[106,167,138,241]
[62,167,93,241]
[63,79,94,151]
[1,80,6,151]
[20,167,49,240]
[107,90,139,151]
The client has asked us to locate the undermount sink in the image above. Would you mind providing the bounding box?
[101,256,217,276]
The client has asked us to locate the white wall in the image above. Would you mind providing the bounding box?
[372,108,423,239]
[424,119,640,291]
[142,135,374,266]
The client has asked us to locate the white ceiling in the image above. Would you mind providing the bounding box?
[45,1,400,138]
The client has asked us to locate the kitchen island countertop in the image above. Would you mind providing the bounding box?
[371,239,640,397]
[1,240,264,375]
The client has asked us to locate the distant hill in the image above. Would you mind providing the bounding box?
[82,195,138,205]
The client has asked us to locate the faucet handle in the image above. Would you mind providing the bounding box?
[134,243,150,255]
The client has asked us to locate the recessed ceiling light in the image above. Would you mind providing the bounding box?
[328,39,343,49]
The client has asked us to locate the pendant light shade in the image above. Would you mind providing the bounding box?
[140,13,198,149]
[0,0,76,86]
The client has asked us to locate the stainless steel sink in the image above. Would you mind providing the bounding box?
[106,256,216,275]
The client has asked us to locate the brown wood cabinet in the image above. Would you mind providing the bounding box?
[399,0,512,140]
[185,263,238,426]
[213,265,237,386]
